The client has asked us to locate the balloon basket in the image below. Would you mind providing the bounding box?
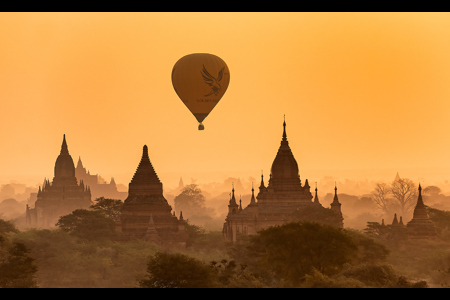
[198,123,204,130]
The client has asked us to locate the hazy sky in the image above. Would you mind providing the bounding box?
[1,12,450,187]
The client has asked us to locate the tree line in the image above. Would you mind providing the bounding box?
[2,183,450,287]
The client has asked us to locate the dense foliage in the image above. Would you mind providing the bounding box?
[174,184,206,217]
[55,209,117,241]
[252,222,357,285]
[0,221,37,288]
[139,252,216,288]
[6,206,450,287]
[90,197,123,220]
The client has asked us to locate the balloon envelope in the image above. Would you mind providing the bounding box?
[172,53,230,127]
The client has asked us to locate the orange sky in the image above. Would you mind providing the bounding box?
[1,12,450,188]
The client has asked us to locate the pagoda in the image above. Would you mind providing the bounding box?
[75,156,127,200]
[119,145,188,248]
[406,184,436,239]
[223,118,343,243]
[26,135,92,228]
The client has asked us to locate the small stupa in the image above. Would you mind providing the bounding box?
[406,184,436,239]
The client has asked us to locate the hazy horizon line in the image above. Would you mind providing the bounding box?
[1,165,449,188]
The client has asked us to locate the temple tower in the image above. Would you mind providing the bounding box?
[223,118,344,242]
[227,184,239,215]
[330,184,344,228]
[314,183,321,206]
[406,184,436,239]
[257,118,313,204]
[75,156,127,200]
[26,135,92,228]
[120,145,188,248]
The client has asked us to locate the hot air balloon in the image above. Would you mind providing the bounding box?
[172,53,230,130]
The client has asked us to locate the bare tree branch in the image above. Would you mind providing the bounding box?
[390,178,417,216]
[370,182,392,214]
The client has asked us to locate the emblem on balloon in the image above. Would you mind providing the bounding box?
[201,65,225,97]
[172,53,230,130]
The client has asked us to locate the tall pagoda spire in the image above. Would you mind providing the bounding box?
[332,183,339,204]
[259,171,265,189]
[128,145,163,196]
[412,183,427,219]
[54,134,76,180]
[250,182,256,205]
[178,177,184,189]
[330,183,344,228]
[228,183,239,214]
[60,134,69,155]
[230,183,237,206]
[314,182,320,205]
[270,116,300,181]
[76,156,83,169]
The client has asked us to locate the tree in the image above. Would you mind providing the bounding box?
[184,221,206,248]
[0,218,18,234]
[173,184,206,217]
[55,209,117,241]
[370,182,392,214]
[427,207,450,237]
[248,222,357,286]
[139,252,216,288]
[344,229,390,264]
[422,185,442,204]
[390,178,417,216]
[0,241,38,288]
[90,197,123,220]
[364,222,387,237]
[209,258,264,288]
[423,185,441,197]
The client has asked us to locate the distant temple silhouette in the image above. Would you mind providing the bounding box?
[223,119,343,242]
[406,183,436,239]
[26,135,92,228]
[75,157,127,201]
[379,180,436,239]
[117,145,188,248]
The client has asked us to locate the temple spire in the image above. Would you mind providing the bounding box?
[417,183,424,206]
[331,183,341,208]
[392,213,399,225]
[330,183,343,228]
[314,182,320,204]
[128,145,163,196]
[228,183,239,214]
[282,115,287,142]
[333,182,339,203]
[259,171,265,189]
[250,182,256,205]
[230,183,237,205]
[131,145,161,183]
[60,134,69,155]
[144,214,161,243]
[406,182,437,238]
